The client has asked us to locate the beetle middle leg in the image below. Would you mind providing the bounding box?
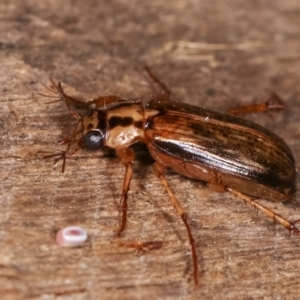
[227,188,300,235]
[153,162,199,286]
[145,66,171,100]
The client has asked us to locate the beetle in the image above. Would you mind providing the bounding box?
[40,69,299,286]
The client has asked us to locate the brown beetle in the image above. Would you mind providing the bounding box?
[40,69,298,286]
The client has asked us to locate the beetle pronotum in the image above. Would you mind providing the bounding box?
[40,68,299,285]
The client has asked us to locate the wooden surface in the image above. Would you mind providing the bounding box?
[1,1,300,299]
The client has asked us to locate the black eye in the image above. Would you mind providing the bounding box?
[84,130,105,150]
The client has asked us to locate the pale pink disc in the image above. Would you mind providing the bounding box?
[56,226,87,247]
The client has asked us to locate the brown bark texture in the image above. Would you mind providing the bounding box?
[1,1,300,299]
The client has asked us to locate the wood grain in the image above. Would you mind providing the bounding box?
[1,1,300,299]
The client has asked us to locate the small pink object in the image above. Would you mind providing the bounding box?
[56,226,88,247]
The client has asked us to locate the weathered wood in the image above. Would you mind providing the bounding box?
[1,1,300,299]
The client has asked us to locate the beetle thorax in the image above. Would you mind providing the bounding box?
[105,103,145,148]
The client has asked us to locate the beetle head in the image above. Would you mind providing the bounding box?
[75,109,107,151]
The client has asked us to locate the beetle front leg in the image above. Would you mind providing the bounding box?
[87,95,127,108]
[40,77,88,114]
[153,162,199,286]
[227,188,300,235]
[115,147,135,237]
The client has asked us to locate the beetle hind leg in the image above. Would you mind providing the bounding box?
[227,188,300,235]
[225,93,285,117]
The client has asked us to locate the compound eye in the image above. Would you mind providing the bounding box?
[84,130,104,150]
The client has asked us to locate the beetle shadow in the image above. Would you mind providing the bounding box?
[130,142,155,166]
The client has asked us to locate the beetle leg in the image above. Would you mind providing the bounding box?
[40,78,85,120]
[153,162,199,286]
[117,240,163,252]
[145,66,171,100]
[115,148,135,237]
[87,95,127,108]
[42,78,131,111]
[227,188,300,235]
[225,93,285,116]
